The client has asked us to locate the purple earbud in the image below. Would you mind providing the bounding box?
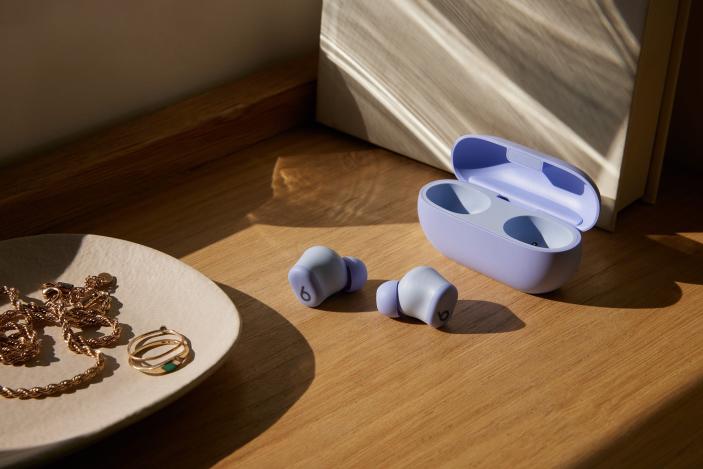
[289,246,367,307]
[377,266,457,327]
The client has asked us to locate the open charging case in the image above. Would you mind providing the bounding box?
[418,135,600,293]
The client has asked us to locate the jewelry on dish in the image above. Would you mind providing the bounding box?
[128,326,190,375]
[0,273,121,399]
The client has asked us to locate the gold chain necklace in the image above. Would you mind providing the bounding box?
[0,273,121,399]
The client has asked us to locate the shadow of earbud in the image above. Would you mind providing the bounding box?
[317,283,523,335]
[394,300,524,334]
[442,300,524,334]
[314,279,386,313]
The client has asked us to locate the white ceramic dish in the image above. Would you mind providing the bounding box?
[0,234,240,467]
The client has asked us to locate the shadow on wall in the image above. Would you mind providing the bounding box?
[58,286,315,468]
[316,0,649,220]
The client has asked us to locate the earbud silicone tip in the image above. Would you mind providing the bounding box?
[342,256,367,292]
[376,280,400,317]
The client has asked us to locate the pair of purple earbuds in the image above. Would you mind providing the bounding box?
[288,246,458,327]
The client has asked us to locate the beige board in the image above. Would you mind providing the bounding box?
[0,234,240,466]
[317,0,681,229]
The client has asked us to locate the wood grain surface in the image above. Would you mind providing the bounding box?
[0,56,316,240]
[37,125,703,468]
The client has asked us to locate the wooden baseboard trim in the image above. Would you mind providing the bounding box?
[0,56,317,240]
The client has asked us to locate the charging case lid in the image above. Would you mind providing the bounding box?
[452,135,601,231]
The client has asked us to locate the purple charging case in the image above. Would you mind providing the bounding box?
[418,135,600,294]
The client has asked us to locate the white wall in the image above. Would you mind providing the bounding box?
[0,0,322,164]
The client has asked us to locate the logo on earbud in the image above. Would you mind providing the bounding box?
[438,310,450,322]
[300,286,311,302]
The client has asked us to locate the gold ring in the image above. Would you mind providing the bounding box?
[128,326,190,375]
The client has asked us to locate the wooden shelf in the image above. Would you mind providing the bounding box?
[4,58,703,467]
[48,124,703,467]
[0,56,317,240]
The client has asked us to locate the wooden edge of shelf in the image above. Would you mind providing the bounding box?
[0,55,318,240]
[615,0,683,213]
[643,0,692,203]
